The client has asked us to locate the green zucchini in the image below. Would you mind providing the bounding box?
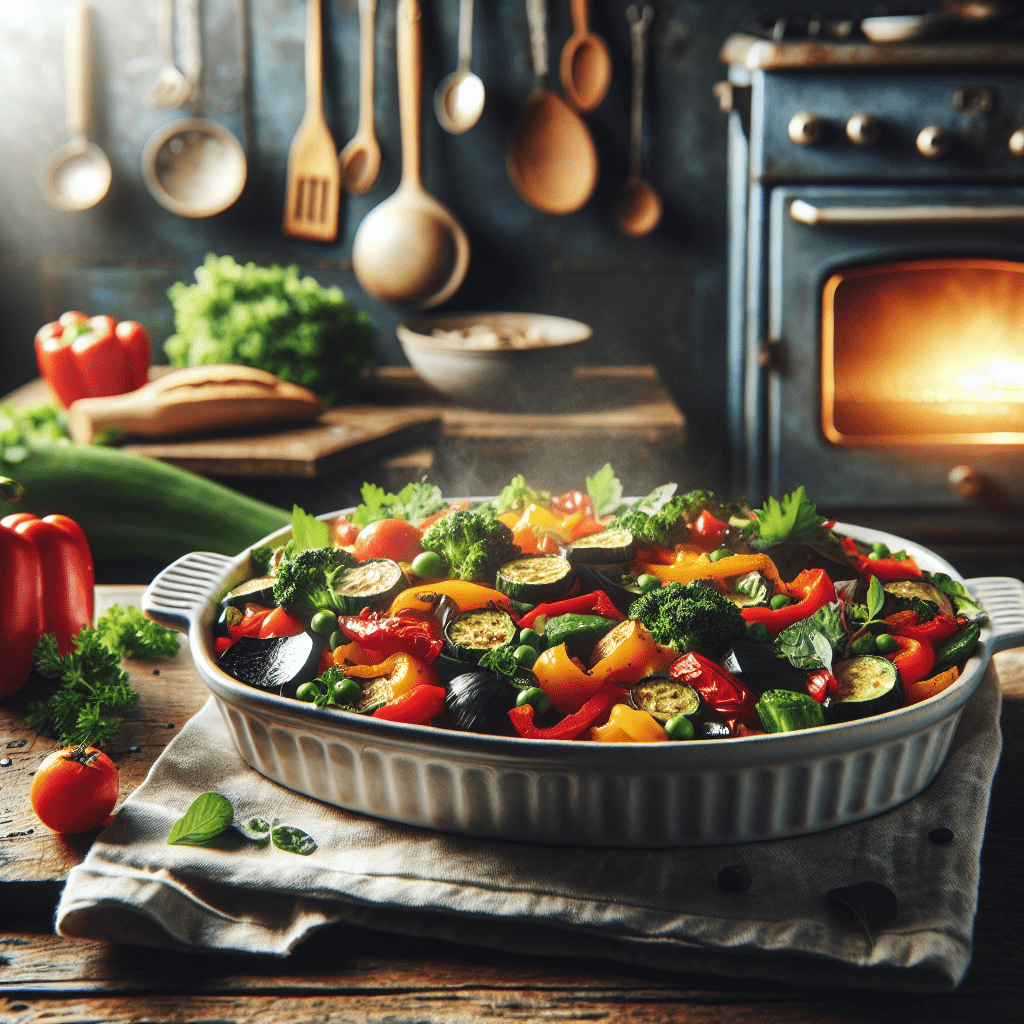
[444,608,519,663]
[824,656,903,724]
[496,554,575,604]
[566,529,636,565]
[630,673,703,724]
[933,621,981,674]
[543,613,618,660]
[221,575,277,609]
[883,580,955,620]
[335,558,407,613]
[0,439,290,562]
[756,689,826,733]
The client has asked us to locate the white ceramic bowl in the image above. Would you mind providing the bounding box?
[396,312,591,409]
[142,513,1024,847]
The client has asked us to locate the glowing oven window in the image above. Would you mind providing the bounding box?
[822,259,1024,446]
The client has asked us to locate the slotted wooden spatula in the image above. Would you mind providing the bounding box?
[283,0,339,240]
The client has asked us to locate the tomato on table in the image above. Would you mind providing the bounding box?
[30,744,120,834]
[353,518,423,562]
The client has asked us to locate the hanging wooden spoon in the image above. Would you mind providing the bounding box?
[507,0,597,215]
[613,5,660,236]
[351,0,469,308]
[338,0,381,195]
[559,0,611,113]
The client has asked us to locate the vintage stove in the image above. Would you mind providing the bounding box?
[718,12,1024,558]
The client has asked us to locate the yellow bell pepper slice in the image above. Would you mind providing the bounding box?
[589,704,668,743]
[632,550,784,588]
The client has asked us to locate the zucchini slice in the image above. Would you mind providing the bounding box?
[444,607,519,663]
[630,673,703,724]
[220,575,277,610]
[336,558,407,613]
[824,655,904,724]
[496,554,576,604]
[566,529,636,566]
[883,580,955,620]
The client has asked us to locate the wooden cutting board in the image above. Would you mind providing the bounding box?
[5,374,442,479]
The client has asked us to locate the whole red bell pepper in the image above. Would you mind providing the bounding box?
[741,568,836,637]
[34,311,150,408]
[509,681,624,740]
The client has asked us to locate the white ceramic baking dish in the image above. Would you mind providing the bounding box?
[142,511,1024,847]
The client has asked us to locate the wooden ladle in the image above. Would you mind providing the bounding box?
[351,0,469,308]
[559,0,611,113]
[613,5,661,237]
[338,0,382,195]
[507,0,597,215]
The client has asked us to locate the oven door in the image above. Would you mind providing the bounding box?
[763,184,1024,525]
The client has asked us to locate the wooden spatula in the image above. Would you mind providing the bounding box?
[283,0,340,241]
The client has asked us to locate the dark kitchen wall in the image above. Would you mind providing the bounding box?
[0,0,867,472]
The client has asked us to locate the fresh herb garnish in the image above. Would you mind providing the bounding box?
[488,474,549,516]
[27,630,141,747]
[774,603,846,670]
[478,646,520,680]
[168,793,317,854]
[586,463,624,518]
[351,479,444,527]
[168,792,234,847]
[290,504,331,551]
[743,485,832,549]
[94,604,181,659]
[828,881,898,948]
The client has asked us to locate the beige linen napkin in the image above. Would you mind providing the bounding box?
[55,652,1013,993]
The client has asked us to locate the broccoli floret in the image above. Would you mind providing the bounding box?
[628,581,744,659]
[613,490,737,549]
[272,546,359,615]
[420,509,520,584]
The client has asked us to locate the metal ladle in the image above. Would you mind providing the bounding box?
[612,5,661,237]
[434,0,484,134]
[141,0,247,218]
[42,1,112,212]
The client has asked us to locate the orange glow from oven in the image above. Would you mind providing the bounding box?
[822,259,1024,445]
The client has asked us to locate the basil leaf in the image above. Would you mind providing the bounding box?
[865,575,885,621]
[828,881,898,948]
[238,816,272,843]
[775,603,846,669]
[168,792,234,847]
[271,821,318,856]
[586,463,624,518]
[290,504,331,551]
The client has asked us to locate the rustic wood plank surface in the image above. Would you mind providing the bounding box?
[2,588,1021,1024]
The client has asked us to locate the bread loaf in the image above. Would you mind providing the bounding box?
[66,365,327,445]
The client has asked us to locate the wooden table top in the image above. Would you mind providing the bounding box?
[2,587,1022,1024]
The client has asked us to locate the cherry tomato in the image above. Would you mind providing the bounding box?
[353,518,423,563]
[30,744,119,834]
[333,517,360,547]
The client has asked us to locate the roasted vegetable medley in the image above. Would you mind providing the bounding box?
[213,470,987,742]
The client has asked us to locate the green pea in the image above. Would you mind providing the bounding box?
[745,621,771,644]
[769,594,793,610]
[310,609,338,636]
[330,677,363,706]
[516,687,551,714]
[708,547,733,562]
[411,550,445,580]
[875,633,900,654]
[295,681,322,703]
[518,627,542,650]
[850,633,878,655]
[328,630,345,650]
[665,714,695,741]
[868,542,891,560]
[514,644,538,669]
[637,573,662,593]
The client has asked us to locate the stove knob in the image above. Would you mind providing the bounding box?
[1009,128,1024,157]
[846,114,880,147]
[788,112,823,146]
[917,125,951,159]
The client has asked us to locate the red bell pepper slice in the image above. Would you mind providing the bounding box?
[840,537,923,580]
[883,635,936,687]
[550,490,595,517]
[336,612,444,662]
[257,606,307,639]
[805,668,838,703]
[670,652,759,721]
[372,683,447,724]
[518,590,625,629]
[228,605,273,642]
[509,681,624,740]
[892,612,959,647]
[740,568,836,637]
[691,509,728,551]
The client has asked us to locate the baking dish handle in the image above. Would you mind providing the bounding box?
[791,199,1024,226]
[967,576,1024,655]
[142,551,235,634]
